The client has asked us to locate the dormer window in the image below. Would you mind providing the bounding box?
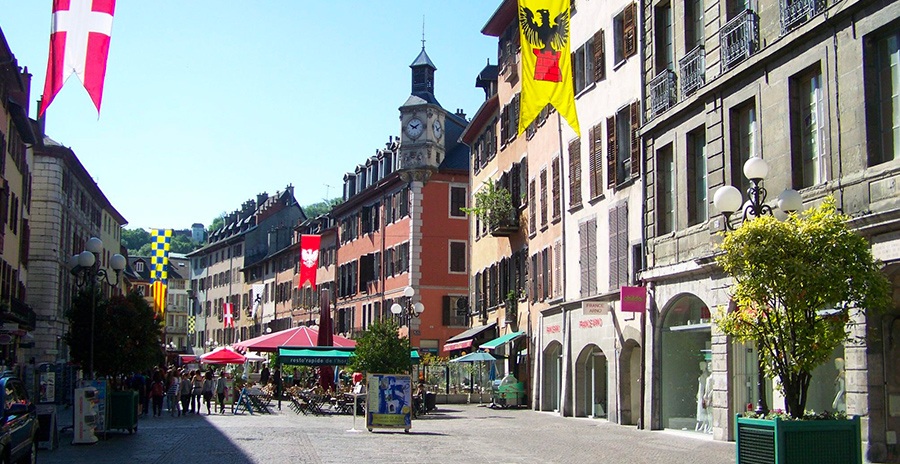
[135,261,144,272]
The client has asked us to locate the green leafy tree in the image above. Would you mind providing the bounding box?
[169,234,197,254]
[65,289,164,381]
[715,197,890,418]
[208,213,226,234]
[347,318,411,375]
[122,228,151,255]
[303,198,343,218]
[462,179,515,229]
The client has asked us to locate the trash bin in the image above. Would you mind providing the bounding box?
[107,390,138,434]
[424,392,436,412]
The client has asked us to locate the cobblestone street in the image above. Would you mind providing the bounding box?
[39,403,735,464]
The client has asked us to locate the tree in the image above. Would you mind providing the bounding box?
[303,198,343,218]
[347,318,411,375]
[121,228,151,253]
[715,197,890,418]
[208,213,226,234]
[65,289,164,382]
[462,179,515,230]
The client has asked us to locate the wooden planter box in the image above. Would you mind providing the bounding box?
[735,415,861,464]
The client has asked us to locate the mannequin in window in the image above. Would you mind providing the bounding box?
[832,357,846,412]
[696,361,712,432]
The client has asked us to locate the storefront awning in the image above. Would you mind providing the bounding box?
[442,323,497,352]
[278,347,355,366]
[480,331,525,350]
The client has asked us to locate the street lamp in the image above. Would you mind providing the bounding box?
[391,286,425,377]
[712,156,802,415]
[69,237,126,380]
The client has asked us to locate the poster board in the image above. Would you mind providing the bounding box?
[366,373,412,432]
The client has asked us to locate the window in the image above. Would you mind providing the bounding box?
[568,139,583,208]
[687,127,708,226]
[613,3,638,64]
[553,241,563,297]
[539,169,548,228]
[656,144,675,234]
[685,0,705,50]
[588,123,604,199]
[135,261,144,273]
[868,29,900,165]
[449,241,466,273]
[573,30,605,93]
[500,94,521,145]
[450,186,466,217]
[790,66,825,188]
[607,102,641,188]
[551,157,561,221]
[730,99,757,195]
[528,179,537,235]
[654,2,674,72]
[609,202,629,289]
[579,218,597,297]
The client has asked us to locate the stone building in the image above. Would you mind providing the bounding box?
[640,0,900,457]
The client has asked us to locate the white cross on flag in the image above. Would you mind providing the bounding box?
[40,0,116,116]
[223,302,234,328]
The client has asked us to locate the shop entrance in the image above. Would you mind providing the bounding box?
[660,293,712,433]
[542,341,562,412]
[620,339,641,425]
[574,344,607,418]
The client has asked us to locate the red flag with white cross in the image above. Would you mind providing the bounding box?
[40,0,116,116]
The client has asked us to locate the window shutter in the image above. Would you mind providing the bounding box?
[552,157,561,220]
[587,219,597,295]
[624,3,637,58]
[554,242,562,297]
[607,116,618,188]
[539,169,548,227]
[529,179,537,232]
[630,101,641,177]
[588,126,599,198]
[520,158,529,206]
[500,104,509,143]
[569,139,582,207]
[617,204,630,286]
[609,208,620,289]
[579,222,589,297]
[511,162,521,208]
[474,272,482,314]
[512,94,521,139]
[443,296,451,325]
[593,29,605,82]
[592,123,604,197]
[530,254,539,303]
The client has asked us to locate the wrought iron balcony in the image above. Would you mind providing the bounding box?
[649,69,678,117]
[780,0,825,35]
[720,9,760,72]
[4,297,36,331]
[679,46,706,98]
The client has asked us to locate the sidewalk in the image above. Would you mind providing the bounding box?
[39,403,736,464]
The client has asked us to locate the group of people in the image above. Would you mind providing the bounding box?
[130,368,231,417]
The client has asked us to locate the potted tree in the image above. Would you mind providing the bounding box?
[464,179,518,237]
[715,197,890,464]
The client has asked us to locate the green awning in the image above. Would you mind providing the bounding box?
[278,348,355,366]
[411,350,420,364]
[480,331,526,350]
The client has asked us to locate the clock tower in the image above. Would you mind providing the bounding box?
[399,46,446,179]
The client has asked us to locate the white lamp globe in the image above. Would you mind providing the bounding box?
[403,286,415,298]
[78,250,96,268]
[390,303,403,315]
[743,157,769,181]
[68,254,81,270]
[713,186,743,215]
[777,189,803,213]
[413,302,425,315]
[110,253,127,271]
[86,237,103,254]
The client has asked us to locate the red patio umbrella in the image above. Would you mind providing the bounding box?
[317,290,336,392]
[200,346,246,365]
[233,325,354,353]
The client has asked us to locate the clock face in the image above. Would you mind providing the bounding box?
[405,118,424,138]
[432,120,443,139]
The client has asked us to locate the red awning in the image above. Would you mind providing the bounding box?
[443,339,473,352]
[199,346,246,365]
[233,326,355,353]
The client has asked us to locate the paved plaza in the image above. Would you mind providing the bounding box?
[38,402,736,464]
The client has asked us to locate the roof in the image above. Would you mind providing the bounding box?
[409,47,436,70]
[480,331,526,350]
[482,0,517,37]
[460,93,499,145]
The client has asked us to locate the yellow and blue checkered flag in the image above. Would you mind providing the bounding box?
[150,228,173,316]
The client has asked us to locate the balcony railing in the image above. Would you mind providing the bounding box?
[489,210,520,237]
[720,9,760,72]
[780,0,825,35]
[649,69,678,118]
[4,297,36,331]
[679,46,706,97]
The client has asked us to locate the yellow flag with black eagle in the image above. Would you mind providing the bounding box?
[517,0,580,137]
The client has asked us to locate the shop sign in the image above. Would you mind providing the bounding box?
[582,301,608,315]
[578,318,603,329]
[546,325,561,334]
[620,286,647,313]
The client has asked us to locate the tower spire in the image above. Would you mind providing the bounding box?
[421,15,426,50]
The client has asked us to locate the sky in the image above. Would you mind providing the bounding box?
[1,1,499,230]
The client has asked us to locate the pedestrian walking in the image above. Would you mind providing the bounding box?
[149,373,165,417]
[179,371,192,415]
[167,370,181,417]
[202,371,214,415]
[216,371,228,414]
[191,370,203,413]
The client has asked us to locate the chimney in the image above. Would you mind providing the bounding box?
[285,184,294,198]
[456,108,466,120]
[257,192,269,206]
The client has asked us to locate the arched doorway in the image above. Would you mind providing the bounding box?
[660,293,712,433]
[620,339,641,425]
[542,341,562,412]
[574,344,607,418]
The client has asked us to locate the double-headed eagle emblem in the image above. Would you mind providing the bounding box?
[519,6,570,82]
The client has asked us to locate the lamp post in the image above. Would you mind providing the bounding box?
[713,156,802,415]
[391,286,425,377]
[69,237,126,380]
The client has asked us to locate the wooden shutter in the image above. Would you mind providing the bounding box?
[500,104,509,143]
[617,204,630,286]
[630,101,641,177]
[552,157,561,220]
[512,94,521,140]
[554,242,562,297]
[623,3,637,58]
[568,139,582,207]
[529,179,537,232]
[607,116,618,188]
[579,222,589,297]
[511,162,521,208]
[593,29,606,82]
[540,169,548,227]
[587,219,597,295]
[589,125,603,198]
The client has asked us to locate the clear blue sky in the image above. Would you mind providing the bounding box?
[1,1,499,230]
